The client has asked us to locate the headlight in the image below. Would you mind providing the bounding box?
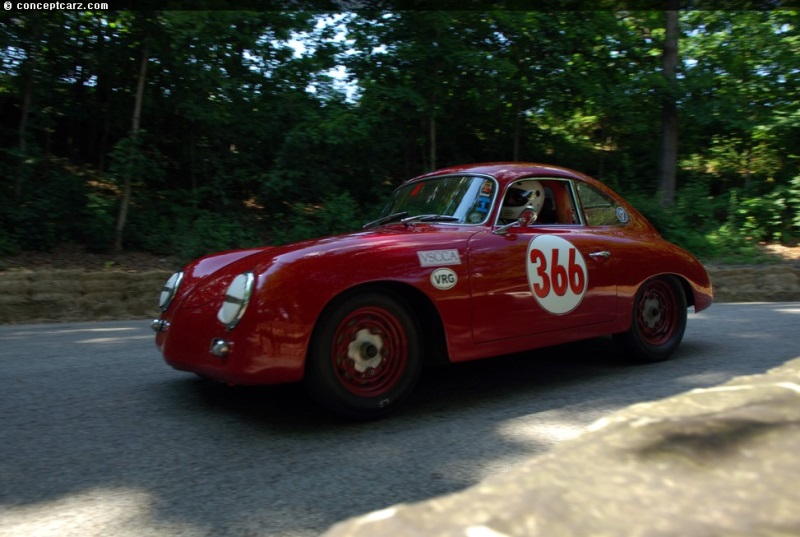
[217,272,255,329]
[159,271,184,311]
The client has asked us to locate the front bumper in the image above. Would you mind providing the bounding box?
[152,305,305,386]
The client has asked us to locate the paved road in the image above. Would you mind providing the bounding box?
[1,302,799,537]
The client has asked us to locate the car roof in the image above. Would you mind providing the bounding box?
[410,162,608,190]
[403,162,656,233]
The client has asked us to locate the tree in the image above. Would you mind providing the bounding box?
[657,4,679,207]
[113,21,151,253]
[2,8,798,258]
[680,10,800,189]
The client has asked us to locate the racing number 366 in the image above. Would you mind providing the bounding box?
[526,235,588,315]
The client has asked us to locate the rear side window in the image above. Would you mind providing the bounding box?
[576,184,629,226]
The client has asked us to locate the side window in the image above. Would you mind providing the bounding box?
[576,184,629,226]
[498,179,581,225]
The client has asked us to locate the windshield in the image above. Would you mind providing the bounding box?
[380,175,496,225]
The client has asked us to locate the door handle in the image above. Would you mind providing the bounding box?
[589,251,611,259]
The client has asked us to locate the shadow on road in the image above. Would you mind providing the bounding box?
[1,303,798,536]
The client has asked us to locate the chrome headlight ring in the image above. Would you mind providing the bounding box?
[217,272,255,330]
[159,271,184,311]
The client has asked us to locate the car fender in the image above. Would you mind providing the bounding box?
[229,227,479,382]
[613,237,713,333]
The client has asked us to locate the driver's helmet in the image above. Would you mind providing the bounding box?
[499,180,545,221]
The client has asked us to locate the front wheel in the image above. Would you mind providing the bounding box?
[613,276,687,363]
[304,292,423,419]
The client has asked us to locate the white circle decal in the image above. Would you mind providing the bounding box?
[526,235,588,314]
[430,268,457,290]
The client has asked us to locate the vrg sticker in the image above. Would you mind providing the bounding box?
[430,268,457,290]
[526,235,588,315]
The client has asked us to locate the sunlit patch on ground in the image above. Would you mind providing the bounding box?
[497,413,587,445]
[0,487,196,537]
[76,335,152,345]
[0,326,139,340]
[676,371,733,386]
[760,243,800,261]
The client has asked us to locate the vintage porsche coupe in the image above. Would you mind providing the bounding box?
[152,162,712,418]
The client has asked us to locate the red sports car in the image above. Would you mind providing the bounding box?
[152,162,712,418]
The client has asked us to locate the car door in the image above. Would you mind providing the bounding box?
[468,179,618,344]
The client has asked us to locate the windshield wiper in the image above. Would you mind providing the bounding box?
[363,212,409,230]
[401,214,460,224]
[363,212,461,230]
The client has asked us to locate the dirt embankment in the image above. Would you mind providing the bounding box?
[0,264,798,324]
[1,243,798,324]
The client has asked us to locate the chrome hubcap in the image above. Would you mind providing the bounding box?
[347,329,384,373]
[642,298,662,329]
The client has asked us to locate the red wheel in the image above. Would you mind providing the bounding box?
[614,276,687,362]
[305,292,422,419]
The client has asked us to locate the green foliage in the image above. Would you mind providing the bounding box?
[174,210,261,261]
[630,176,799,263]
[124,205,262,262]
[81,192,116,251]
[0,228,21,257]
[108,133,164,190]
[726,177,800,244]
[627,184,718,257]
[270,192,362,245]
[0,149,111,253]
[1,9,798,265]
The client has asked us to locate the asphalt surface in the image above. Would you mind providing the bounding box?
[1,302,799,536]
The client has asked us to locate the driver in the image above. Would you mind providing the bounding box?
[499,180,545,223]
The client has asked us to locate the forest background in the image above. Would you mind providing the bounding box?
[1,7,799,264]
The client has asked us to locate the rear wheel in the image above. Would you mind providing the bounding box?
[305,292,422,419]
[614,276,687,363]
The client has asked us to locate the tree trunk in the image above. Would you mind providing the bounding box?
[113,41,149,253]
[657,6,679,208]
[429,114,437,171]
[189,127,198,206]
[512,96,522,161]
[95,21,112,171]
[15,18,40,202]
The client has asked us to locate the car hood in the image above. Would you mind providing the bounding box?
[179,223,480,308]
[246,223,479,274]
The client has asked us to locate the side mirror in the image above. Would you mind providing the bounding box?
[493,206,538,235]
[517,207,537,226]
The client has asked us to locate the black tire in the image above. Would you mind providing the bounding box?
[304,292,423,419]
[613,275,687,363]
